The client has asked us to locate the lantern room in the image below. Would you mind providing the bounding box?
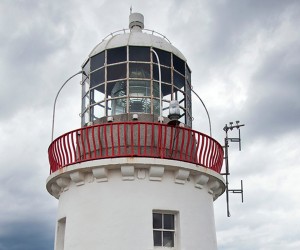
[81,13,192,127]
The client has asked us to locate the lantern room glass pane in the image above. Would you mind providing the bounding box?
[129,63,150,79]
[153,66,171,83]
[129,98,151,113]
[129,80,151,97]
[91,51,105,71]
[174,71,185,89]
[107,63,126,81]
[161,83,172,97]
[90,68,105,87]
[179,114,185,124]
[91,88,105,104]
[91,103,105,120]
[175,89,185,104]
[93,83,105,94]
[107,80,126,98]
[111,80,127,97]
[107,46,127,64]
[112,98,127,115]
[153,81,160,98]
[173,54,185,75]
[153,99,160,115]
[186,64,191,84]
[152,48,171,67]
[129,46,150,62]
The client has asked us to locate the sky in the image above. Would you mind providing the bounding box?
[0,0,300,249]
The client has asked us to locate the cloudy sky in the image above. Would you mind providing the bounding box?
[1,0,300,249]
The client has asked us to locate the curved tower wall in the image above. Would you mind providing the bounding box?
[48,158,224,250]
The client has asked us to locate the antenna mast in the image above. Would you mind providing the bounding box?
[223,121,245,217]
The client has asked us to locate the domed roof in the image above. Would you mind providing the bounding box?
[89,13,186,61]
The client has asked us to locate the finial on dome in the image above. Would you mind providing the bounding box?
[129,12,144,30]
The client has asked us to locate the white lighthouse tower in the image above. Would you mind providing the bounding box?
[47,13,225,250]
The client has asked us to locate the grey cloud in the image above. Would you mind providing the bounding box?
[240,42,300,140]
[0,1,77,122]
[0,220,54,250]
[1,1,300,250]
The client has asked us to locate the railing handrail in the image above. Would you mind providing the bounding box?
[99,29,172,44]
[48,121,224,174]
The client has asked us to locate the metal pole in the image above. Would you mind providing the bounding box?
[51,70,84,142]
[151,49,162,122]
[224,134,230,217]
[191,88,212,137]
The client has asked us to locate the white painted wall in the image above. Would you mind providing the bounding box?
[52,163,222,250]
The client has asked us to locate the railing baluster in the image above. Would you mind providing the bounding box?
[117,123,121,156]
[208,141,214,169]
[144,123,147,156]
[179,129,185,160]
[60,136,65,167]
[185,129,191,162]
[217,147,224,173]
[151,123,154,157]
[211,144,217,171]
[138,123,141,156]
[158,124,162,158]
[76,131,82,161]
[204,136,210,168]
[130,123,134,156]
[168,126,174,159]
[97,125,102,157]
[92,126,97,159]
[174,127,180,160]
[81,128,86,160]
[124,123,127,155]
[71,131,76,164]
[86,127,91,159]
[198,134,204,166]
[104,125,108,157]
[162,125,167,159]
[111,123,115,156]
[64,134,70,165]
[190,131,196,162]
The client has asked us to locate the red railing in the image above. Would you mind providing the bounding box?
[48,122,224,174]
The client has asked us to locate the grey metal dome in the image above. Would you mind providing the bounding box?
[89,13,186,61]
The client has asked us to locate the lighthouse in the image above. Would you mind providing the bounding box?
[47,13,225,250]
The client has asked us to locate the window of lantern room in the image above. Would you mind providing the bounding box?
[128,46,152,114]
[153,212,177,248]
[152,49,172,118]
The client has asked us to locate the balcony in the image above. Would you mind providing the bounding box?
[48,122,223,174]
